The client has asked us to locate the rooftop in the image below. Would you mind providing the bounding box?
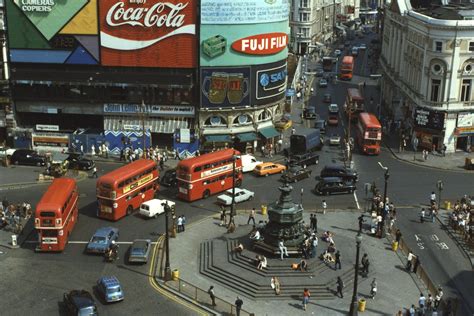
[411,0,474,20]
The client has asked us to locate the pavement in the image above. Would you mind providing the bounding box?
[164,209,429,315]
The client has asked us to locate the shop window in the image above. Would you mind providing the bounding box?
[430,79,441,102]
[469,42,474,52]
[460,79,472,102]
[434,41,442,52]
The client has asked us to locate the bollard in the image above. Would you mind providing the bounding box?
[11,235,18,247]
[261,205,267,216]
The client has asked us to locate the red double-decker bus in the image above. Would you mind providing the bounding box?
[345,88,365,121]
[356,112,382,155]
[96,159,159,221]
[339,56,354,80]
[177,149,243,202]
[35,178,78,252]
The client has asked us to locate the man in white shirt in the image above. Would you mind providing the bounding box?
[278,240,289,260]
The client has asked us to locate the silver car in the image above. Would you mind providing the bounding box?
[128,239,151,264]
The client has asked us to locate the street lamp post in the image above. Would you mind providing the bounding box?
[229,151,237,225]
[437,180,443,210]
[140,100,147,159]
[349,233,363,315]
[377,162,389,238]
[162,201,172,280]
[300,187,304,205]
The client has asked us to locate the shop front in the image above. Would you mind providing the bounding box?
[454,112,474,152]
[412,108,446,151]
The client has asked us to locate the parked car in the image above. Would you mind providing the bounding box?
[10,149,47,166]
[217,188,255,205]
[128,239,151,264]
[314,177,356,195]
[303,107,318,119]
[328,114,339,126]
[0,147,16,159]
[63,290,98,316]
[323,93,332,103]
[86,227,119,254]
[241,154,262,173]
[329,134,341,146]
[139,199,175,218]
[65,154,95,170]
[96,276,124,303]
[314,120,327,134]
[281,165,312,183]
[319,78,328,88]
[328,103,339,114]
[275,117,293,131]
[253,162,286,177]
[320,164,358,182]
[351,47,359,56]
[289,152,319,168]
[161,168,177,187]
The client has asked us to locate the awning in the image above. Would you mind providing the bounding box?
[104,116,189,134]
[259,126,280,139]
[236,132,257,142]
[205,134,232,143]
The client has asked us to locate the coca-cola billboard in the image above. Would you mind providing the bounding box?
[99,0,197,68]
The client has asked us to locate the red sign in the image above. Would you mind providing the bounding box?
[231,33,288,56]
[99,0,196,68]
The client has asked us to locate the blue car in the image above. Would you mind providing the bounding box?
[86,227,119,254]
[97,276,124,303]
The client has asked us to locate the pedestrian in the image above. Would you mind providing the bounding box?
[413,256,420,274]
[181,215,186,232]
[395,229,402,243]
[235,296,243,316]
[407,251,415,271]
[442,144,447,157]
[302,288,311,311]
[334,250,341,270]
[208,286,216,306]
[247,208,256,225]
[358,214,365,232]
[336,276,344,298]
[91,144,96,156]
[434,287,443,308]
[420,208,425,223]
[430,191,436,205]
[310,214,317,231]
[220,209,226,226]
[311,235,318,258]
[370,278,377,299]
[177,215,183,232]
[159,159,164,170]
[409,304,416,316]
[418,293,426,313]
[291,127,296,135]
[92,166,98,178]
[426,293,433,311]
[278,239,289,260]
[322,200,327,214]
[271,276,281,295]
[361,253,369,277]
[80,144,84,154]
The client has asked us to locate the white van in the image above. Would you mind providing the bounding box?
[139,199,175,218]
[240,154,262,173]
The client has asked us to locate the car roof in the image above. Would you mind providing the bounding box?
[69,291,95,309]
[225,188,244,194]
[324,164,345,170]
[142,199,175,207]
[94,226,117,237]
[319,177,345,183]
[257,162,279,167]
[132,239,150,248]
[98,276,121,287]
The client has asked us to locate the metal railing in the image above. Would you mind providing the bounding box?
[165,278,254,316]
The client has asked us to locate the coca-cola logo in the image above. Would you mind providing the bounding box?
[106,1,188,28]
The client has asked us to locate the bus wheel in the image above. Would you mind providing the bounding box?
[126,205,133,215]
[203,190,210,199]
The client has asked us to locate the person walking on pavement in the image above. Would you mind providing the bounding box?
[370,278,377,299]
[407,251,415,271]
[271,276,281,295]
[159,158,164,171]
[430,191,436,205]
[302,288,311,311]
[334,250,341,270]
[336,276,344,298]
[181,215,186,232]
[358,214,365,232]
[418,293,426,314]
[434,287,443,308]
[361,253,369,277]
[278,239,289,260]
[311,235,318,258]
[177,216,183,233]
[235,296,243,316]
[409,304,416,316]
[92,166,98,178]
[322,200,327,214]
[420,208,425,223]
[247,208,256,225]
[395,229,402,243]
[208,286,216,306]
[310,214,318,232]
[413,256,420,274]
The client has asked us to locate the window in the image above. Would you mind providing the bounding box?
[430,79,441,102]
[299,12,309,21]
[300,0,308,8]
[469,42,474,52]
[435,41,442,52]
[461,79,472,102]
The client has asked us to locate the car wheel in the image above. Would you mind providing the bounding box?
[265,173,269,177]
[36,162,42,167]
[324,191,329,196]
[203,190,210,199]
[126,205,133,215]
[350,189,354,193]
[303,164,307,169]
[13,160,19,165]
[280,169,284,173]
[316,159,319,165]
[248,195,253,201]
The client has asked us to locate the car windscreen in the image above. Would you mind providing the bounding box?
[79,306,97,316]
[106,286,121,294]
[91,236,106,244]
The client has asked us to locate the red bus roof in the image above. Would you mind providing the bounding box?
[178,149,241,169]
[359,112,382,128]
[342,56,354,64]
[347,88,363,100]
[98,159,156,185]
[36,178,77,214]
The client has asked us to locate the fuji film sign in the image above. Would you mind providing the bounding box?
[99,0,196,68]
[231,33,288,55]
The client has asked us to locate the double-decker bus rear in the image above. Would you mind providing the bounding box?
[356,112,382,155]
[96,159,159,221]
[35,178,78,252]
[177,149,243,202]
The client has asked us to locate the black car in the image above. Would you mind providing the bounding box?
[315,69,324,77]
[289,152,319,168]
[10,149,46,166]
[281,166,312,183]
[303,107,318,119]
[314,120,327,134]
[160,168,177,187]
[314,177,356,195]
[320,164,358,182]
[65,154,95,170]
[323,93,332,103]
[63,290,98,316]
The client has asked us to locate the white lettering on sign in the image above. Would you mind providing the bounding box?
[106,1,188,28]
[241,36,286,52]
[36,124,59,132]
[201,164,232,178]
[19,0,55,12]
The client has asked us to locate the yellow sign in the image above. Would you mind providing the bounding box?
[123,174,154,194]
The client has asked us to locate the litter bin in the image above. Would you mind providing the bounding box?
[444,201,451,210]
[392,241,398,251]
[171,269,179,281]
[261,205,267,216]
[11,235,18,247]
[358,298,366,312]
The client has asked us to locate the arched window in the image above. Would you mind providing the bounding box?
[204,115,227,127]
[232,114,252,125]
[257,110,272,121]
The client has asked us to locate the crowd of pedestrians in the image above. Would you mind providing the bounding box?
[448,195,473,244]
[0,198,32,234]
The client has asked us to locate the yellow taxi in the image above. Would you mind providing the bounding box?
[253,162,286,177]
[275,119,293,131]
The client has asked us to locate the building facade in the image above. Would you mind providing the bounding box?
[380,0,474,153]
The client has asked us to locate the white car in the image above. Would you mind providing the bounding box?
[0,147,16,159]
[319,78,328,88]
[329,134,341,146]
[328,104,339,114]
[139,199,175,218]
[240,154,262,173]
[217,188,255,206]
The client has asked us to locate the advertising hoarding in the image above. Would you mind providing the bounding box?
[200,67,251,108]
[99,0,196,68]
[414,108,445,131]
[251,60,287,105]
[103,103,195,116]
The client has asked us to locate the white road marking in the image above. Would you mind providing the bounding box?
[353,191,360,210]
[414,234,421,241]
[24,241,159,245]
